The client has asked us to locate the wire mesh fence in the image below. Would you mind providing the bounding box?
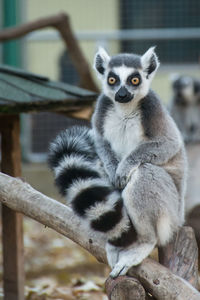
[21,0,200,161]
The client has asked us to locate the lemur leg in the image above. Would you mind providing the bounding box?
[123,163,180,244]
[110,163,181,278]
[106,243,120,269]
[110,241,156,278]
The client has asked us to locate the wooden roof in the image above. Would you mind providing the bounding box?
[0,64,97,114]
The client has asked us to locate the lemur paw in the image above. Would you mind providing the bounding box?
[115,175,128,190]
[109,261,131,278]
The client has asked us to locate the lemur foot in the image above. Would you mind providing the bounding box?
[109,242,156,278]
[110,262,131,278]
[109,254,143,278]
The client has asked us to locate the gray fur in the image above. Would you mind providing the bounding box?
[93,47,187,277]
[169,75,200,144]
[49,48,187,279]
[93,94,114,135]
[109,53,142,69]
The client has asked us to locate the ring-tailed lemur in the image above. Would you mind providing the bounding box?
[169,75,200,144]
[49,47,187,278]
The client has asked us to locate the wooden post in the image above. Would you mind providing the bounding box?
[0,115,24,300]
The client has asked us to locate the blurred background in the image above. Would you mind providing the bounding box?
[0,0,200,299]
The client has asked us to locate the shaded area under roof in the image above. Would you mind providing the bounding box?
[0,64,97,114]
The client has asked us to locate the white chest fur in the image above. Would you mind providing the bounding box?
[103,107,144,159]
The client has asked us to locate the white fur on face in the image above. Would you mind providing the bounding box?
[102,65,152,107]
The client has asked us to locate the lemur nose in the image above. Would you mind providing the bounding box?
[118,86,128,98]
[115,86,133,103]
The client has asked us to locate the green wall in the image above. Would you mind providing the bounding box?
[3,0,22,66]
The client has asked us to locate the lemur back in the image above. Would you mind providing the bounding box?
[49,47,187,278]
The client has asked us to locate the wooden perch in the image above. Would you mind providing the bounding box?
[0,12,99,92]
[105,276,146,300]
[129,258,200,300]
[0,171,199,300]
[0,172,106,263]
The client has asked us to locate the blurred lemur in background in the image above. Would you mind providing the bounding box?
[169,75,200,144]
[49,47,187,277]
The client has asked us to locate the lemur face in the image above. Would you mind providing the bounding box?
[172,75,197,105]
[94,47,159,104]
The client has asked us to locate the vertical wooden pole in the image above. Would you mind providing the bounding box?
[0,115,24,300]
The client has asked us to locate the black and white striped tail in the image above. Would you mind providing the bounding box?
[48,126,137,247]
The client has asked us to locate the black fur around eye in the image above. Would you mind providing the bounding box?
[107,71,120,86]
[127,73,141,87]
[131,77,140,85]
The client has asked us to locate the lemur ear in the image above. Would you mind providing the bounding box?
[93,47,110,76]
[141,47,160,78]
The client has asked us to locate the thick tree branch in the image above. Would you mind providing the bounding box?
[0,172,199,300]
[129,258,200,300]
[0,12,99,92]
[0,172,106,263]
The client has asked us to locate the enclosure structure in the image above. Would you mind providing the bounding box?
[0,64,96,299]
[0,9,200,300]
[0,65,199,299]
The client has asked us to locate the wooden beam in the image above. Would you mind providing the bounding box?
[0,115,24,300]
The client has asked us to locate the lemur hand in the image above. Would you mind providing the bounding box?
[115,160,140,189]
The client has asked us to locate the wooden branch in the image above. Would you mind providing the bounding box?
[0,12,99,92]
[0,172,199,300]
[105,276,146,300]
[129,258,200,300]
[158,226,199,289]
[0,172,106,263]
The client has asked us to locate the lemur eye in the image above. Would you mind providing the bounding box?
[131,77,140,85]
[108,77,116,85]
